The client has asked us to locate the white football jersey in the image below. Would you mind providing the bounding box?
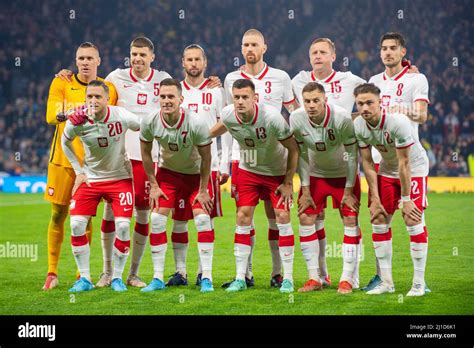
[292,70,366,112]
[368,66,430,163]
[106,68,172,161]
[290,104,356,178]
[63,106,140,182]
[354,110,429,178]
[140,107,212,175]
[181,79,226,172]
[221,103,293,176]
[224,63,295,162]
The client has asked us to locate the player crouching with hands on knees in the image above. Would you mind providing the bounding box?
[62,80,140,292]
[139,78,215,293]
[353,83,429,296]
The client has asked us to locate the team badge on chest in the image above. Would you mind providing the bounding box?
[168,143,179,151]
[381,95,391,107]
[315,142,326,151]
[97,137,109,147]
[137,93,148,105]
[244,138,255,147]
[188,103,198,113]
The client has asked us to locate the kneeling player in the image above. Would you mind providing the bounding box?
[140,78,215,293]
[61,80,140,292]
[211,79,299,293]
[290,82,361,294]
[354,83,429,296]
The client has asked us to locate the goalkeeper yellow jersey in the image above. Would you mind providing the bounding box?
[46,74,117,168]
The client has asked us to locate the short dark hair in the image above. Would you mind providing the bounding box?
[87,80,109,94]
[160,78,182,95]
[380,32,406,48]
[183,44,207,61]
[130,36,154,52]
[77,41,99,53]
[302,82,325,95]
[353,83,381,97]
[232,79,255,92]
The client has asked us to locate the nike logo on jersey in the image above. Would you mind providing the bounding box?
[123,85,133,88]
[301,133,310,136]
[230,127,240,132]
[71,88,81,91]
[124,208,132,211]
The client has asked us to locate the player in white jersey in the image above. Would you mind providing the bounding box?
[139,78,215,293]
[292,38,366,288]
[353,83,429,297]
[211,79,299,293]
[292,38,366,112]
[364,32,430,292]
[222,29,299,289]
[290,82,361,294]
[163,44,231,287]
[61,80,140,293]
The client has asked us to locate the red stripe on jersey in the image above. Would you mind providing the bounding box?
[343,235,359,244]
[256,64,269,80]
[283,97,296,105]
[379,109,386,129]
[372,230,392,242]
[103,107,110,123]
[129,68,138,82]
[396,142,414,149]
[182,80,191,90]
[383,66,409,81]
[410,232,428,243]
[146,69,155,82]
[252,104,259,125]
[199,79,210,90]
[160,109,185,129]
[323,104,331,127]
[324,70,337,83]
[311,71,316,81]
[414,98,430,104]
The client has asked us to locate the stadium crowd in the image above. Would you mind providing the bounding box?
[1,0,472,176]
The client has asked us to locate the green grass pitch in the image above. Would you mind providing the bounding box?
[0,192,473,315]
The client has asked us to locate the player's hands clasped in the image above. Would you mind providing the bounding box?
[149,184,168,210]
[341,190,360,213]
[298,187,316,215]
[193,190,214,215]
[402,200,423,224]
[369,197,388,223]
[67,105,89,126]
[275,183,293,211]
[72,173,90,196]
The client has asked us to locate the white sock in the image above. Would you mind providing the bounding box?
[150,212,168,281]
[315,220,328,278]
[353,228,362,288]
[235,225,251,280]
[341,226,360,284]
[195,214,214,281]
[299,224,320,281]
[277,222,294,282]
[246,220,256,278]
[172,219,189,276]
[268,218,281,277]
[129,209,150,276]
[112,218,131,280]
[372,224,393,285]
[70,215,91,280]
[101,203,115,274]
[407,223,428,285]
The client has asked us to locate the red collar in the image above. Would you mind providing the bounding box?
[240,64,269,80]
[366,108,386,130]
[311,69,336,83]
[160,108,185,129]
[383,65,409,81]
[309,104,331,128]
[235,104,259,125]
[182,78,210,90]
[129,68,155,82]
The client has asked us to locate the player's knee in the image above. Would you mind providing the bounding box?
[51,204,68,225]
[151,212,168,232]
[275,209,290,224]
[135,208,150,224]
[102,202,115,221]
[372,214,388,225]
[299,213,316,226]
[236,209,252,225]
[115,218,131,241]
[316,211,325,220]
[70,216,89,236]
[194,214,211,232]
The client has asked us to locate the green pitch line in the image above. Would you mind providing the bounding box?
[0,192,473,315]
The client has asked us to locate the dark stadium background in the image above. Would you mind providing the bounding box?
[1,0,472,176]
